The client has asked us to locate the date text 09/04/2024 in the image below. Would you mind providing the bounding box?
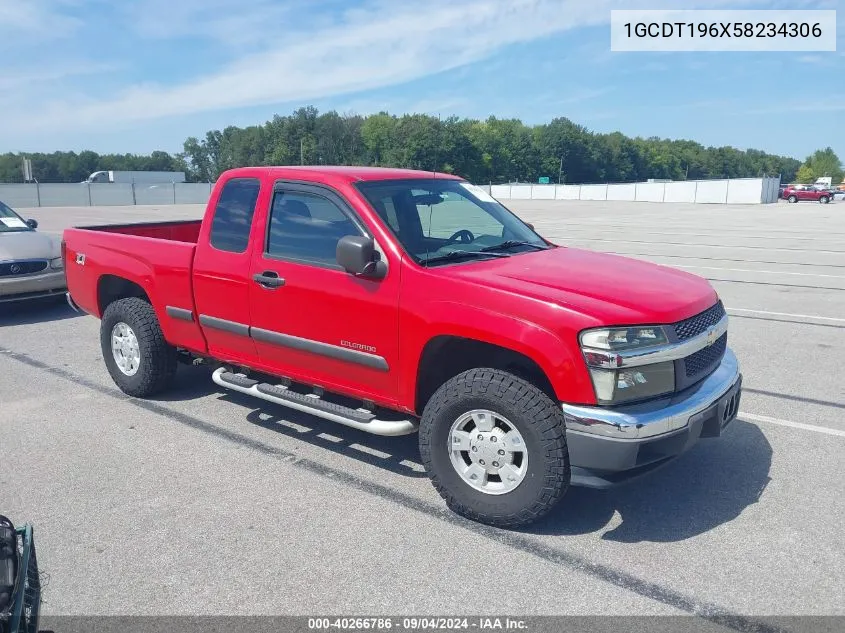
[308,618,527,630]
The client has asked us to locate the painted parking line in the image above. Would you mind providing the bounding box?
[563,237,845,254]
[726,308,845,323]
[672,264,845,279]
[739,412,845,438]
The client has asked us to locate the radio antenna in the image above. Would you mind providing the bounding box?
[424,112,441,265]
[432,112,440,179]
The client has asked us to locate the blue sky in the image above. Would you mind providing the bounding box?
[0,0,842,162]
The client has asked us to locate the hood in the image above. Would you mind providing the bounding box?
[0,230,60,262]
[444,246,718,325]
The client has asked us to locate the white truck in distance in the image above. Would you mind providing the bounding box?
[84,171,186,184]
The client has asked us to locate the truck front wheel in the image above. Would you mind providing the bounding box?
[419,368,570,528]
[100,297,177,397]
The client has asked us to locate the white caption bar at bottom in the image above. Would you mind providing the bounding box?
[611,10,836,52]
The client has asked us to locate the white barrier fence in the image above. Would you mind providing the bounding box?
[0,182,214,208]
[1,177,780,208]
[489,177,781,204]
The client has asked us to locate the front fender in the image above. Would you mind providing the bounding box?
[400,300,595,409]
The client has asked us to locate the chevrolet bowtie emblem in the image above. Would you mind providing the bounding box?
[706,326,717,347]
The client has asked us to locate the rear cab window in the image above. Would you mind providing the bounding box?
[209,178,261,253]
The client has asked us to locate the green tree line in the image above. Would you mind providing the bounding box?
[1,105,806,184]
[0,150,189,183]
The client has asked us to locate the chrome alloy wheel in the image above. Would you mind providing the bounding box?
[448,409,528,495]
[111,322,141,376]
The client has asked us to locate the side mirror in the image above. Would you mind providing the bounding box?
[336,235,385,279]
[26,219,38,229]
[526,222,534,230]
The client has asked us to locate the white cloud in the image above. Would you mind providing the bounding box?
[0,0,81,39]
[555,88,614,105]
[796,54,840,66]
[1,0,766,137]
[5,0,606,129]
[746,98,845,114]
[123,0,307,49]
[0,0,792,146]
[0,62,122,92]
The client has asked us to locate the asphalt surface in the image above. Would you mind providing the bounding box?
[1,200,843,625]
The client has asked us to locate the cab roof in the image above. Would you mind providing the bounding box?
[220,165,464,185]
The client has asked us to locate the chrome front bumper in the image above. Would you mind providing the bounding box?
[561,349,742,487]
[563,348,740,440]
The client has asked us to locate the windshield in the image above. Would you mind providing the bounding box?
[0,200,31,233]
[355,178,549,266]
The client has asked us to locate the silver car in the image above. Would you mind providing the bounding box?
[0,200,66,303]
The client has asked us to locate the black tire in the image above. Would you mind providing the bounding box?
[787,195,798,203]
[819,196,829,204]
[100,297,177,397]
[419,368,569,528]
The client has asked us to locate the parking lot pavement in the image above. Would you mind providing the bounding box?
[1,200,844,622]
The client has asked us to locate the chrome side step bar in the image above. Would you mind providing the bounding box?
[212,368,418,437]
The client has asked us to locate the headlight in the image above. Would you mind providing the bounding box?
[580,326,674,405]
[580,326,670,369]
[580,326,669,351]
[50,257,64,270]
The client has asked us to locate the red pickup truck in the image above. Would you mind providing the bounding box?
[63,166,742,527]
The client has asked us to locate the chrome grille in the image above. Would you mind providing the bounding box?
[673,301,726,340]
[0,260,48,277]
[684,333,727,378]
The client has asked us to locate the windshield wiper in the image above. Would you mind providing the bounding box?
[479,240,549,253]
[422,250,511,266]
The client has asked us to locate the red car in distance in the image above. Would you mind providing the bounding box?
[783,185,832,204]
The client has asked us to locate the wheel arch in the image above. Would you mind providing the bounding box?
[414,335,559,415]
[97,274,152,315]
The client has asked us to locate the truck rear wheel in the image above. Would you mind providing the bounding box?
[419,368,569,528]
[100,297,177,397]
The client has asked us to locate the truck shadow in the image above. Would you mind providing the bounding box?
[528,419,773,542]
[223,391,428,479]
[0,297,81,326]
[155,365,426,479]
[156,366,772,541]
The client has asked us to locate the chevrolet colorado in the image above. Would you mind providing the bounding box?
[63,166,742,527]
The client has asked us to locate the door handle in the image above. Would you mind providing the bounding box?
[253,271,285,289]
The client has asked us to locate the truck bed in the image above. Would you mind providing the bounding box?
[78,219,202,243]
[63,220,207,353]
